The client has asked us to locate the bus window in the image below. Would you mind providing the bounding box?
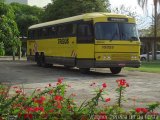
[95,23,119,40]
[57,25,65,37]
[65,24,75,36]
[28,30,34,40]
[77,23,93,43]
[37,29,42,39]
[31,29,38,40]
[48,26,57,38]
[42,28,48,38]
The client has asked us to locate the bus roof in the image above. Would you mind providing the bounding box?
[29,12,133,29]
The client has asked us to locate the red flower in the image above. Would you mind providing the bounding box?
[116,79,129,87]
[34,96,46,104]
[26,107,34,112]
[135,108,148,113]
[24,114,33,119]
[135,108,141,113]
[141,108,148,113]
[102,83,107,88]
[48,83,51,87]
[54,95,63,101]
[57,77,64,85]
[105,98,111,102]
[16,89,22,94]
[95,112,107,120]
[40,96,46,101]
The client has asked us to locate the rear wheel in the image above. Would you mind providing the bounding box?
[110,67,122,74]
[44,63,53,68]
[35,53,42,66]
[79,68,90,74]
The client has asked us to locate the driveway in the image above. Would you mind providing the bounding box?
[0,60,160,110]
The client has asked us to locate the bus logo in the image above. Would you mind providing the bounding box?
[58,38,69,44]
[102,46,114,49]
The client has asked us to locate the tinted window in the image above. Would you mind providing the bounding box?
[57,24,76,37]
[119,23,139,40]
[77,22,93,43]
[95,22,139,41]
[95,23,119,40]
[28,30,34,39]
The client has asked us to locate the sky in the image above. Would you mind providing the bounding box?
[109,0,154,29]
[42,0,153,29]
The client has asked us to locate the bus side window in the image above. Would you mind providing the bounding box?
[77,23,93,43]
[28,30,34,40]
[49,26,57,38]
[42,28,48,38]
[57,25,65,37]
[65,24,76,36]
[33,29,38,40]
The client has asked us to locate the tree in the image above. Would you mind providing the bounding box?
[137,0,160,60]
[42,0,110,21]
[0,1,20,59]
[10,3,44,37]
[112,5,139,18]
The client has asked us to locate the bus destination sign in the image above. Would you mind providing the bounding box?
[108,17,128,22]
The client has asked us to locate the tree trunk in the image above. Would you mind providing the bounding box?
[153,1,157,60]
[13,50,15,61]
[18,45,21,60]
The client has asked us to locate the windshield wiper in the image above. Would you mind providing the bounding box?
[110,32,118,41]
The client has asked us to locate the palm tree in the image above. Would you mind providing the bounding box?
[137,0,160,60]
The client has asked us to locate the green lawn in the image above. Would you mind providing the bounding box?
[125,61,160,73]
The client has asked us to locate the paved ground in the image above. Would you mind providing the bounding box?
[0,59,160,110]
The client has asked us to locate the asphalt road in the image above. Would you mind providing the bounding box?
[0,60,160,110]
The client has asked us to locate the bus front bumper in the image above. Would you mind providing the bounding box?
[94,60,141,68]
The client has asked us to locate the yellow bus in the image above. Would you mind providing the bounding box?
[27,12,141,74]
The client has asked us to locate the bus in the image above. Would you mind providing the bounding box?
[27,12,141,74]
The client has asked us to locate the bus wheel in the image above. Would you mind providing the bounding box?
[64,65,72,69]
[44,63,53,68]
[35,53,42,67]
[110,67,122,74]
[79,68,90,74]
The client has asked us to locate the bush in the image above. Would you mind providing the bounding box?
[0,78,159,120]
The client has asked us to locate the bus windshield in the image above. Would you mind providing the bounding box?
[95,22,139,41]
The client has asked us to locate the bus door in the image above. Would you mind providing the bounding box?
[76,21,95,68]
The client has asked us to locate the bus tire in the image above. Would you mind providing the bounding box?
[79,68,90,74]
[44,63,53,68]
[35,53,42,66]
[64,65,72,69]
[110,67,122,74]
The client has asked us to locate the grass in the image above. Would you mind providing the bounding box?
[125,61,160,73]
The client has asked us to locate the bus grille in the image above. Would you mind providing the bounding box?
[111,54,131,61]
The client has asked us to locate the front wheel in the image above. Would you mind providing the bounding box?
[110,67,122,74]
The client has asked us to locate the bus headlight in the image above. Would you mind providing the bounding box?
[103,55,111,60]
[131,56,137,60]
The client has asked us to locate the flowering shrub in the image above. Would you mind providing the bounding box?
[0,78,159,120]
